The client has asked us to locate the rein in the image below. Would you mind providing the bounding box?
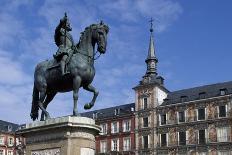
[74,48,101,60]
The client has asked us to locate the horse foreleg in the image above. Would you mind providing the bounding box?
[40,92,57,121]
[38,91,50,120]
[73,76,81,116]
[83,84,99,110]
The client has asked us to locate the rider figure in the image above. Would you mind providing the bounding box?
[54,13,74,76]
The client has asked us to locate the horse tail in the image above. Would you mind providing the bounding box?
[30,83,39,121]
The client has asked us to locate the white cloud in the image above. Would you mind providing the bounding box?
[0,50,31,85]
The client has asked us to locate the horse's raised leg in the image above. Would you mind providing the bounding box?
[83,84,99,110]
[73,76,81,116]
[40,92,57,121]
[38,90,51,120]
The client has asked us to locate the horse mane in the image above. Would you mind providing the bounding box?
[76,23,109,47]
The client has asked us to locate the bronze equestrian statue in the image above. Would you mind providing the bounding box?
[30,13,109,121]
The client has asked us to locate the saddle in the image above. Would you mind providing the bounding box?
[47,49,74,71]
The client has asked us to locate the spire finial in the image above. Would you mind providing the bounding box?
[149,17,154,33]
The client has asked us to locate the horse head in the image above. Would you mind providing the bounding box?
[91,21,109,54]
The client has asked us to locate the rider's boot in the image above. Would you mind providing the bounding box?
[61,55,69,76]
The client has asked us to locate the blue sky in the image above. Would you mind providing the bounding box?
[0,0,231,124]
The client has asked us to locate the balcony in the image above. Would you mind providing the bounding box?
[157,136,232,148]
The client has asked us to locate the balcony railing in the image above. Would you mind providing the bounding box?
[159,112,230,126]
[158,136,232,147]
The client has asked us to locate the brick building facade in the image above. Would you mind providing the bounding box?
[0,120,25,155]
[82,103,136,154]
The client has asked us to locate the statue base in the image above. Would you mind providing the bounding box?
[17,116,100,155]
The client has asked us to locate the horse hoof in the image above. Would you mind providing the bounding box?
[84,103,93,110]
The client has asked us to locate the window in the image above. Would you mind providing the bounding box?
[111,122,119,134]
[217,127,229,142]
[181,96,188,102]
[123,137,131,151]
[8,137,14,146]
[123,120,131,132]
[100,123,107,135]
[218,151,230,155]
[114,109,120,115]
[178,111,185,123]
[0,136,4,145]
[100,141,107,153]
[143,98,148,109]
[198,108,205,120]
[0,150,4,155]
[219,105,226,117]
[160,134,167,147]
[179,132,186,145]
[161,114,166,125]
[143,135,149,149]
[199,92,206,99]
[220,89,227,96]
[198,130,205,144]
[143,117,148,127]
[8,150,13,155]
[111,139,119,151]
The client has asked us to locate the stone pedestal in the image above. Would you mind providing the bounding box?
[17,116,100,155]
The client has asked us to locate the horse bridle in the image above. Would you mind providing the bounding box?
[74,47,102,60]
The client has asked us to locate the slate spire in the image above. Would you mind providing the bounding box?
[145,18,158,76]
[140,18,164,86]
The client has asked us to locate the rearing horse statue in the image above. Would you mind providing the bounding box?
[30,22,109,121]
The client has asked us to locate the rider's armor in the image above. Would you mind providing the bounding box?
[53,13,74,76]
[53,28,74,60]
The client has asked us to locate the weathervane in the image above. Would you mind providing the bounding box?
[149,17,154,32]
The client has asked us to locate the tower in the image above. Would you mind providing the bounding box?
[133,18,169,155]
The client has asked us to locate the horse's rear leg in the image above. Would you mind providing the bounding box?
[38,89,50,120]
[73,76,81,116]
[83,84,99,110]
[40,92,57,121]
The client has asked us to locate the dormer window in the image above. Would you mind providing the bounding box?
[114,109,120,115]
[8,125,12,132]
[199,92,206,99]
[220,89,227,96]
[180,96,188,102]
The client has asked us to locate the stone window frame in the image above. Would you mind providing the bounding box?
[216,126,230,142]
[142,135,150,149]
[111,121,119,134]
[123,119,131,132]
[142,96,149,109]
[177,110,186,123]
[111,138,119,151]
[0,136,4,145]
[159,133,167,147]
[7,150,13,155]
[100,140,107,153]
[198,129,207,145]
[217,104,227,118]
[196,107,206,121]
[100,123,108,135]
[178,131,186,146]
[8,136,14,146]
[143,117,149,128]
[0,149,4,155]
[159,113,167,126]
[123,137,131,151]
